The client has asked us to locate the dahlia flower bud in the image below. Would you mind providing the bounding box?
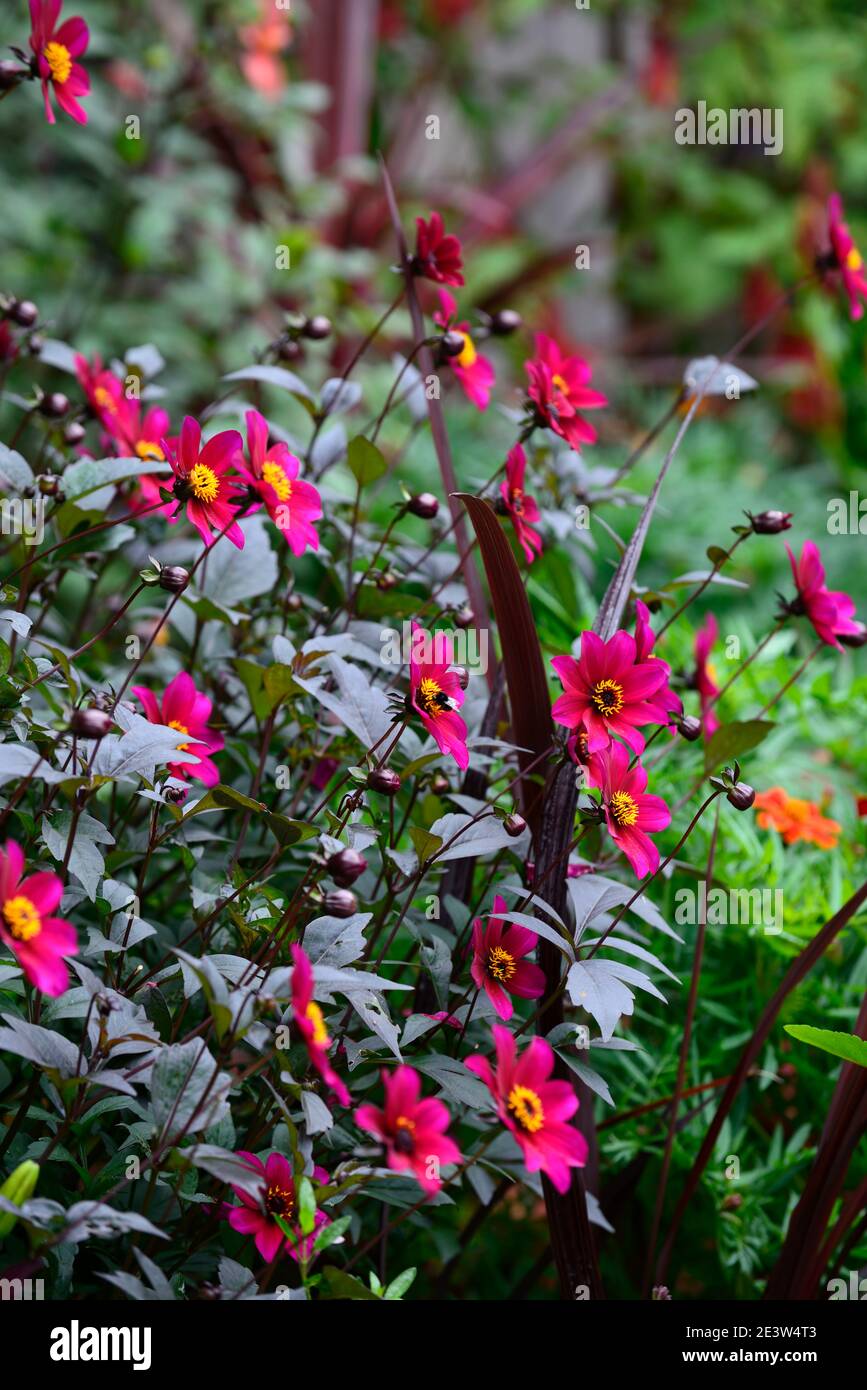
[69,707,114,739]
[40,391,70,419]
[748,509,793,535]
[726,781,756,811]
[324,889,358,918]
[451,665,470,690]
[430,773,450,795]
[504,812,527,838]
[675,713,702,742]
[28,334,45,356]
[0,1160,39,1238]
[490,308,522,335]
[408,492,439,520]
[454,604,474,629]
[367,768,401,796]
[9,299,38,328]
[302,315,332,340]
[159,566,190,595]
[63,421,86,447]
[441,331,466,358]
[839,623,867,649]
[327,847,367,887]
[37,474,61,496]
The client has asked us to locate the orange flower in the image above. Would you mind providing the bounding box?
[754,787,841,850]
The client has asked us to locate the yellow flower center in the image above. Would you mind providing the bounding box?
[551,372,570,397]
[507,1084,545,1134]
[395,1115,416,1134]
[846,247,863,272]
[136,439,165,462]
[262,460,292,502]
[94,386,116,414]
[264,1185,295,1221]
[188,462,220,504]
[509,487,525,515]
[590,678,624,717]
[456,332,478,369]
[488,944,516,983]
[610,790,639,827]
[418,676,449,718]
[44,42,72,85]
[168,718,190,752]
[305,1001,329,1048]
[3,894,42,943]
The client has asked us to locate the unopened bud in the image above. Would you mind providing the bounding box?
[430,773,449,795]
[453,604,474,629]
[69,707,114,739]
[0,1159,39,1237]
[324,889,357,918]
[9,299,38,328]
[40,391,70,419]
[408,492,439,520]
[748,509,793,535]
[504,812,527,838]
[726,781,755,811]
[159,565,190,594]
[490,308,522,335]
[302,315,332,341]
[63,421,86,447]
[441,331,466,358]
[367,768,401,796]
[676,714,702,742]
[327,847,367,888]
[452,665,469,690]
[839,623,867,649]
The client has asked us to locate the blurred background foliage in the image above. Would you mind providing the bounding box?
[2,0,866,1298]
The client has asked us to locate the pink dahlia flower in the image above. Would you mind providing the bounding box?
[466,1025,588,1194]
[470,894,545,1022]
[29,0,90,125]
[224,1151,329,1264]
[0,839,76,996]
[433,291,495,410]
[525,333,607,451]
[409,621,469,770]
[290,945,350,1106]
[551,629,671,756]
[132,672,224,787]
[785,540,862,650]
[633,600,681,727]
[827,193,867,321]
[586,740,671,879]
[413,212,464,287]
[500,442,542,564]
[355,1064,460,1195]
[693,612,720,739]
[164,416,245,550]
[237,410,321,556]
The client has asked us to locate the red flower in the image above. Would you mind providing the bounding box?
[29,0,90,126]
[290,945,350,1106]
[827,193,867,321]
[586,741,671,879]
[693,612,720,739]
[164,416,245,550]
[132,672,224,787]
[409,621,469,769]
[0,840,76,996]
[785,540,862,649]
[224,1151,329,1263]
[526,333,607,450]
[237,409,322,555]
[633,599,681,725]
[355,1065,460,1195]
[500,443,542,564]
[433,291,495,410]
[413,212,464,287]
[466,1026,588,1193]
[551,629,671,756]
[74,354,126,436]
[470,894,545,1022]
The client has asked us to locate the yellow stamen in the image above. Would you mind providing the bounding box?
[610,790,639,828]
[488,944,516,983]
[455,332,478,369]
[265,1185,295,1220]
[418,675,447,718]
[846,247,863,272]
[44,42,72,85]
[510,487,525,515]
[551,372,569,396]
[507,1084,545,1134]
[168,718,190,752]
[136,440,165,462]
[590,678,624,717]
[395,1115,416,1134]
[305,1001,329,1048]
[188,463,219,504]
[94,386,116,414]
[262,460,292,502]
[3,894,41,943]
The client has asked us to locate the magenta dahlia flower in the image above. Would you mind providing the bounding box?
[413,211,464,287]
[466,1026,588,1194]
[470,894,545,1022]
[500,443,542,564]
[132,672,224,787]
[355,1064,460,1195]
[551,629,671,756]
[785,540,863,649]
[693,612,720,739]
[633,600,681,726]
[164,416,245,550]
[290,945,350,1106]
[827,193,867,321]
[525,333,607,450]
[74,354,126,435]
[433,291,495,410]
[409,621,469,770]
[237,410,322,555]
[0,840,76,996]
[29,0,90,125]
[223,1151,330,1263]
[586,740,671,879]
